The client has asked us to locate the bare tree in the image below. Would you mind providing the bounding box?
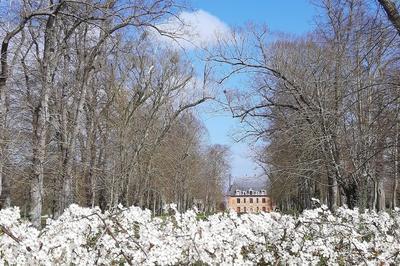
[0,0,229,228]
[209,0,400,211]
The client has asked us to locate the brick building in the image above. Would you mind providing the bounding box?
[227,183,273,213]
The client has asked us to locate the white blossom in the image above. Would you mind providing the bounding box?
[0,205,400,265]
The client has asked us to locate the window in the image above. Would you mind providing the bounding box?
[244,207,247,212]
[244,198,246,203]
[261,190,266,195]
[242,191,247,195]
[237,207,240,212]
[236,198,240,204]
[262,207,266,212]
[249,189,253,195]
[262,198,266,203]
[250,198,253,203]
[256,198,259,203]
[235,190,241,195]
[256,207,259,212]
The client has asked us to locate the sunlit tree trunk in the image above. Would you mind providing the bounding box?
[31,12,57,228]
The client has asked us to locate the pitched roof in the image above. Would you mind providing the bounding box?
[227,177,267,195]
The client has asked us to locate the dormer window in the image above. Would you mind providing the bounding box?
[235,190,241,195]
[242,191,247,195]
[249,189,253,195]
[261,190,266,195]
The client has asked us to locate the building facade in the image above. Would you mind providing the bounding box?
[227,185,273,213]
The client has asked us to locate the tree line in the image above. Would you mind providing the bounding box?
[0,0,229,228]
[209,0,400,212]
[3,0,399,228]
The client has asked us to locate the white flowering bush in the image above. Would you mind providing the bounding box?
[1,204,400,265]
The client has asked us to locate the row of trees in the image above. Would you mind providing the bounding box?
[211,0,400,212]
[0,0,228,227]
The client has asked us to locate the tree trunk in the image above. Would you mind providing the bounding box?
[328,175,338,210]
[0,36,9,209]
[84,110,97,207]
[372,180,378,211]
[0,21,22,210]
[0,81,9,208]
[394,153,399,209]
[377,177,386,211]
[30,9,58,227]
[378,0,400,36]
[31,105,46,228]
[393,108,399,209]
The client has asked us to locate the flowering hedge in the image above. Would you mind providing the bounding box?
[1,204,400,265]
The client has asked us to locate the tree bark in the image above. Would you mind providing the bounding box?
[377,177,386,211]
[0,58,8,208]
[0,27,18,209]
[393,103,399,209]
[378,0,400,36]
[372,180,378,212]
[30,10,57,228]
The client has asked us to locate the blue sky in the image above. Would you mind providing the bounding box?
[182,1,317,179]
[192,0,317,33]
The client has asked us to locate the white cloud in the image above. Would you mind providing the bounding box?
[155,9,231,49]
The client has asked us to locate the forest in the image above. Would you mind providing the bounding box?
[212,0,400,213]
[1,0,400,227]
[0,0,230,229]
[2,0,400,265]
